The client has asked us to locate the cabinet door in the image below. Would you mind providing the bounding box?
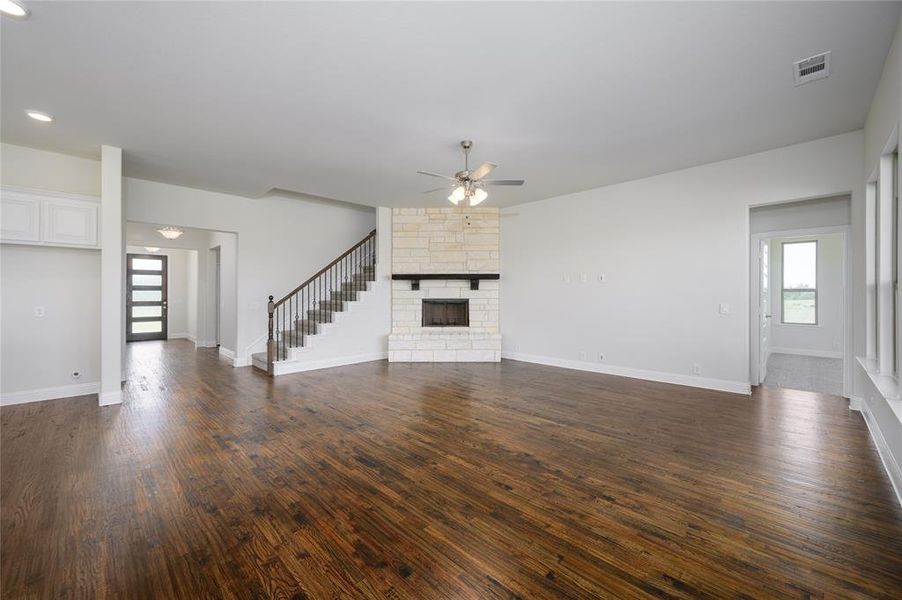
[0,193,41,242]
[42,198,99,247]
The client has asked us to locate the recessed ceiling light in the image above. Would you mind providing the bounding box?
[0,0,29,19]
[26,110,53,123]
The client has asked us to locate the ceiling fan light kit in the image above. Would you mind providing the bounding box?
[418,140,524,207]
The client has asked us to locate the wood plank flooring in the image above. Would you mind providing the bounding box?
[2,340,901,598]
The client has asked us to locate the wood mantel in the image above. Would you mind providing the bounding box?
[391,273,500,290]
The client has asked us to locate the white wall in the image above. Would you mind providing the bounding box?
[1,143,102,403]
[2,143,100,196]
[186,250,199,340]
[501,131,863,394]
[769,234,844,357]
[208,231,238,353]
[0,246,101,400]
[125,178,376,365]
[749,195,851,234]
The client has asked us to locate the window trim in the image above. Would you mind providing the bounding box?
[781,240,818,326]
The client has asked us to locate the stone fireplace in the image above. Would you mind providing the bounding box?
[388,207,501,362]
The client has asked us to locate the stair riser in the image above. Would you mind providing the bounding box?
[294,321,318,334]
[318,301,345,312]
[307,310,334,323]
[331,292,358,302]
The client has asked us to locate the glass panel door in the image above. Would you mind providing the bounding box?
[126,253,168,341]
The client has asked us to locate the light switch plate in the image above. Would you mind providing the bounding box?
[33,306,45,318]
[719,303,730,315]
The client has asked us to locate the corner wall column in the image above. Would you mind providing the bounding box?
[100,145,124,406]
[376,207,392,282]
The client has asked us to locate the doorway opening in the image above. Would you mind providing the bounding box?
[749,196,851,397]
[124,223,238,367]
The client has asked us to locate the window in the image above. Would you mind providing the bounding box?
[782,241,817,325]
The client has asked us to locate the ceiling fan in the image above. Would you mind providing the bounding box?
[417,140,524,206]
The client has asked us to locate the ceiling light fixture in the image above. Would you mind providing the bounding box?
[157,226,184,240]
[0,0,29,19]
[447,184,487,207]
[144,247,160,253]
[418,140,524,207]
[448,185,466,205]
[470,187,488,206]
[26,110,53,123]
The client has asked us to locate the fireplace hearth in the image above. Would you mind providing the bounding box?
[422,299,469,327]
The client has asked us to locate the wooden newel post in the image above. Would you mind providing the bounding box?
[266,295,275,376]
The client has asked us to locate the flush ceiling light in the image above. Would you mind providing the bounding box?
[0,0,29,19]
[26,110,53,123]
[144,247,160,253]
[157,226,184,240]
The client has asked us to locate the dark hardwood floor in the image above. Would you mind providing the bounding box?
[2,340,901,598]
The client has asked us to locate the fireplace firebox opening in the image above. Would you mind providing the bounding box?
[422,299,469,327]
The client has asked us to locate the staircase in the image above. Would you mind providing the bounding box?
[252,229,376,375]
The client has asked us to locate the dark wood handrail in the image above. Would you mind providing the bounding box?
[273,229,376,308]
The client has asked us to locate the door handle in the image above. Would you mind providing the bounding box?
[764,314,772,318]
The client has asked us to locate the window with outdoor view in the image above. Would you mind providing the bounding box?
[782,241,817,325]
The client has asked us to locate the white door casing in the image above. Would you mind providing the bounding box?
[759,239,771,380]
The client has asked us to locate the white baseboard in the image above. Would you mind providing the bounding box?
[195,340,217,348]
[218,346,237,366]
[769,347,843,359]
[501,351,751,395]
[856,397,902,509]
[849,396,863,411]
[167,332,190,340]
[99,389,123,406]
[274,352,387,376]
[1,381,101,406]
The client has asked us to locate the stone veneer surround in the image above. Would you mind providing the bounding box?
[388,207,501,362]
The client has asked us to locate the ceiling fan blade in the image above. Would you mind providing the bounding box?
[421,187,445,194]
[469,161,496,181]
[417,170,456,180]
[483,179,525,186]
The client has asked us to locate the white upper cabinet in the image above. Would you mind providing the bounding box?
[1,187,100,249]
[42,198,99,246]
[0,192,40,242]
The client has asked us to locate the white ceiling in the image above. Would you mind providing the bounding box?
[2,2,899,208]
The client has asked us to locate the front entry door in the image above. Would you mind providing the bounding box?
[126,253,168,341]
[759,239,771,380]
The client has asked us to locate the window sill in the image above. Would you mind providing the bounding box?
[856,356,902,422]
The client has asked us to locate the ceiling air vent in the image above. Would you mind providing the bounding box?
[793,51,831,86]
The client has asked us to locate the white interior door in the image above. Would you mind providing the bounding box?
[759,239,771,380]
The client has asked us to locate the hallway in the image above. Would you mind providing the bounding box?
[763,352,844,396]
